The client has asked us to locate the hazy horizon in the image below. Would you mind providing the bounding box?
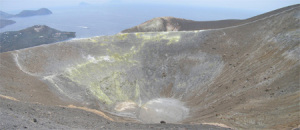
[1,0,299,13]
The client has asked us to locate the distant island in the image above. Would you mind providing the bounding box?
[0,8,52,28]
[0,19,16,28]
[15,8,52,17]
[0,25,75,53]
[0,11,14,19]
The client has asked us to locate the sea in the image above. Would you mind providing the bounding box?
[0,4,261,38]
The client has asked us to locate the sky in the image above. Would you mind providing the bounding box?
[0,0,299,13]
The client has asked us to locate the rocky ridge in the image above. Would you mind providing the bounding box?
[122,4,299,33]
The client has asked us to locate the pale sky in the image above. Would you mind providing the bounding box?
[0,0,299,13]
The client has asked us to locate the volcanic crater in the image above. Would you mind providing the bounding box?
[0,4,299,130]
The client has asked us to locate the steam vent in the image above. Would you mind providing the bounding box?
[0,5,299,130]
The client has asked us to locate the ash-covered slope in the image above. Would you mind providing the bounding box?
[0,25,75,53]
[122,4,299,33]
[0,5,299,130]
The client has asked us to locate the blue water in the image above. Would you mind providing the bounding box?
[0,4,261,38]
